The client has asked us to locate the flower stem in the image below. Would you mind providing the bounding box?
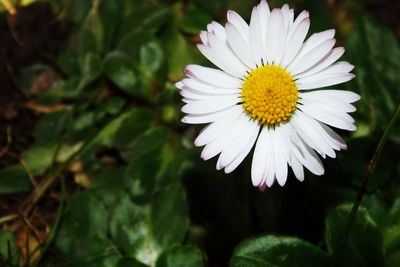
[335,105,400,266]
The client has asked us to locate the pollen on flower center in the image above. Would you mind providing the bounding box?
[241,65,298,126]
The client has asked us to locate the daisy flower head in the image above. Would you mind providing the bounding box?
[176,0,360,190]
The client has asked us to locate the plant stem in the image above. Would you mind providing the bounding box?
[335,105,400,266]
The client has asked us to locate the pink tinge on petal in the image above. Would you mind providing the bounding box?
[258,183,267,192]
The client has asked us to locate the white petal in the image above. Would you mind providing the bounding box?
[227,10,250,43]
[181,78,240,95]
[180,87,239,100]
[297,73,355,90]
[287,10,309,38]
[292,112,336,158]
[224,125,259,174]
[280,4,291,34]
[251,126,269,186]
[288,9,294,30]
[273,127,289,186]
[199,31,208,45]
[206,32,249,74]
[226,23,256,68]
[309,90,361,103]
[180,89,210,100]
[181,95,240,114]
[298,103,356,131]
[201,113,247,160]
[299,92,356,113]
[207,21,227,42]
[290,128,325,175]
[297,61,354,82]
[218,119,259,170]
[257,0,270,47]
[288,39,336,75]
[289,156,304,181]
[290,29,335,67]
[249,7,265,66]
[197,39,247,78]
[181,105,241,124]
[294,47,345,79]
[263,128,276,187]
[175,81,184,89]
[194,108,242,146]
[184,65,242,89]
[320,123,347,150]
[281,17,310,67]
[265,8,285,65]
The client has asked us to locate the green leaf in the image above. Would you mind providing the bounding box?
[117,30,154,61]
[140,41,164,74]
[161,4,202,80]
[109,192,157,264]
[95,108,155,147]
[325,204,384,267]
[347,15,400,142]
[151,185,189,247]
[117,257,149,267]
[78,52,102,90]
[21,144,57,176]
[230,235,330,267]
[103,51,137,93]
[178,6,212,34]
[156,245,203,267]
[382,195,400,254]
[0,165,32,194]
[55,192,120,267]
[118,5,171,37]
[0,231,19,264]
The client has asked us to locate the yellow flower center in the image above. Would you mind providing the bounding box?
[241,65,298,126]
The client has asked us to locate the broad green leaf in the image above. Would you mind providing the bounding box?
[21,144,57,176]
[103,51,137,93]
[140,41,164,74]
[151,184,189,247]
[109,192,157,264]
[161,4,202,80]
[117,30,154,62]
[118,5,171,37]
[382,195,400,254]
[178,6,211,34]
[0,165,32,194]
[347,15,400,142]
[95,108,155,147]
[65,0,91,23]
[156,245,203,267]
[0,231,19,265]
[98,0,124,50]
[325,204,384,267]
[230,235,330,267]
[55,192,120,267]
[109,184,189,266]
[117,257,149,267]
[78,52,102,90]
[21,111,72,176]
[163,31,200,81]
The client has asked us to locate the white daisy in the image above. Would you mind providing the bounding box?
[176,0,360,190]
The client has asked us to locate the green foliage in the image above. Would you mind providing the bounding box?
[1,0,399,267]
[0,165,32,194]
[347,15,400,141]
[155,245,204,267]
[325,204,384,267]
[0,231,19,265]
[230,235,330,267]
